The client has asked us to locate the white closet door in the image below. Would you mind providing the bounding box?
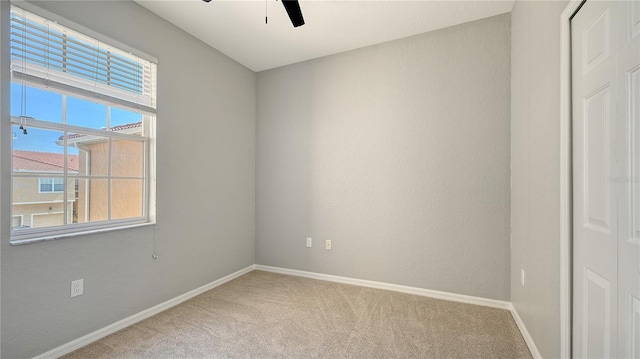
[573,1,640,358]
[617,1,640,357]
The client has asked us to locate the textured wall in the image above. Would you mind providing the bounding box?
[0,1,256,358]
[510,1,568,358]
[256,14,511,301]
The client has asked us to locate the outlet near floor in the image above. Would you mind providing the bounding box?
[306,237,312,248]
[71,279,84,297]
[520,269,525,287]
[325,240,332,250]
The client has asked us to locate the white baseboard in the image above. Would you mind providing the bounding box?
[35,264,539,359]
[255,264,512,310]
[33,264,256,359]
[510,304,543,359]
[256,265,539,357]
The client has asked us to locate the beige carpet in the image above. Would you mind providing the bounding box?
[63,270,532,358]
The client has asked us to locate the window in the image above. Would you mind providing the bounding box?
[10,5,157,244]
[39,178,64,193]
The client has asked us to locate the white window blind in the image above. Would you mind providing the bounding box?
[10,5,157,113]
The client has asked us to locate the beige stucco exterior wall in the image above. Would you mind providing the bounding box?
[76,138,143,222]
[12,176,75,228]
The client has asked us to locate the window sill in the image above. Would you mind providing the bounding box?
[10,222,156,246]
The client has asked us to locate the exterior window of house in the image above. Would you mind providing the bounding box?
[10,5,157,244]
[39,178,64,193]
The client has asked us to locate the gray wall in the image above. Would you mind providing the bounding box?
[256,14,511,301]
[510,1,568,358]
[0,1,256,358]
[0,1,573,357]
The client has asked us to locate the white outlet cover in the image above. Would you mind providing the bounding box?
[306,237,312,248]
[71,279,84,297]
[520,269,525,287]
[325,240,332,250]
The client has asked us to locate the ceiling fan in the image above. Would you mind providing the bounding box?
[202,0,305,28]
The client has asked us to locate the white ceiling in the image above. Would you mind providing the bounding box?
[135,0,515,72]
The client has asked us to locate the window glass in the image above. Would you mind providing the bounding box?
[111,107,143,129]
[9,5,156,242]
[37,178,65,193]
[66,97,108,129]
[10,84,63,123]
[75,178,109,223]
[14,177,66,229]
[53,178,64,192]
[111,179,143,220]
[111,139,144,177]
[39,179,52,192]
[65,131,110,177]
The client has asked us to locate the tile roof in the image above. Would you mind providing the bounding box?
[13,150,79,173]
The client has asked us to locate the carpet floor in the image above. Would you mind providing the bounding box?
[63,270,532,358]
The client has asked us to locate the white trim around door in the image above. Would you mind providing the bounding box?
[560,1,585,358]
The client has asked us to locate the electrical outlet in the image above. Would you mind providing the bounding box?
[306,237,312,248]
[325,240,332,250]
[520,269,525,287]
[71,279,84,297]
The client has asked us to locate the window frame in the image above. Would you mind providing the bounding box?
[9,3,157,245]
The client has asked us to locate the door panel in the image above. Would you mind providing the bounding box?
[629,1,640,41]
[574,1,640,358]
[629,295,640,358]
[618,0,640,354]
[584,268,612,358]
[584,85,612,233]
[583,7,610,75]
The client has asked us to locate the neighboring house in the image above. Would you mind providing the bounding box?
[12,122,143,229]
[12,150,79,229]
[67,122,144,223]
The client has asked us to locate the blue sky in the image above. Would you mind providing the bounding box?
[11,83,141,153]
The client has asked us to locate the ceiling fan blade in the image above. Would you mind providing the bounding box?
[281,0,305,27]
